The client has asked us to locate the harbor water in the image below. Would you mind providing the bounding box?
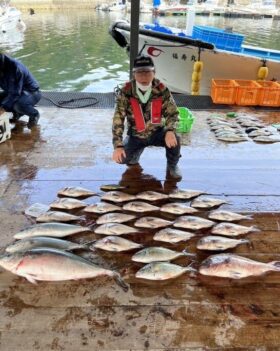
[1,10,280,92]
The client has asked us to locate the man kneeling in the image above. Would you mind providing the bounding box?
[112,55,182,181]
[0,53,41,129]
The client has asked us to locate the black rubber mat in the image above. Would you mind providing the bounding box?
[38,91,279,111]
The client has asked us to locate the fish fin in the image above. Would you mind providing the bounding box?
[229,271,242,279]
[24,274,38,284]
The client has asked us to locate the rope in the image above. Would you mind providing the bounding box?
[41,95,99,109]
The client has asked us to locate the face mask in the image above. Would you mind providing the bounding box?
[136,81,152,92]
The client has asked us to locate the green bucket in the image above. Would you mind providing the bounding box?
[176,107,195,133]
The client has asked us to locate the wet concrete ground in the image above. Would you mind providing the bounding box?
[0,106,280,350]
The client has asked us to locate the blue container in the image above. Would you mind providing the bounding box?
[192,25,244,52]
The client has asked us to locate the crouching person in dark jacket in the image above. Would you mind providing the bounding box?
[0,53,41,129]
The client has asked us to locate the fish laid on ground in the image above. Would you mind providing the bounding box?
[92,236,143,252]
[132,247,195,263]
[83,202,121,214]
[50,198,87,210]
[36,211,81,223]
[173,216,215,230]
[136,262,195,280]
[6,236,89,253]
[0,248,128,290]
[100,184,127,191]
[14,223,90,239]
[191,196,227,209]
[153,228,196,243]
[208,210,252,222]
[199,253,280,279]
[94,223,139,236]
[196,235,249,251]
[96,213,136,225]
[252,135,280,143]
[248,129,273,137]
[135,191,168,201]
[57,186,96,198]
[101,191,136,203]
[134,216,173,229]
[211,222,259,236]
[168,189,206,200]
[217,135,248,142]
[160,202,198,215]
[123,201,159,213]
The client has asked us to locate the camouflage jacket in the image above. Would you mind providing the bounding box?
[112,78,179,149]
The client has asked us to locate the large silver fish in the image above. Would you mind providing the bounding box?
[123,201,159,213]
[36,211,81,223]
[96,213,136,225]
[153,228,196,243]
[132,247,195,263]
[168,189,206,200]
[135,191,168,201]
[0,248,128,290]
[6,236,89,253]
[191,196,227,209]
[208,210,252,222]
[211,222,259,236]
[101,191,136,203]
[199,253,280,279]
[136,262,195,280]
[134,216,173,229]
[160,202,198,215]
[92,236,143,252]
[57,186,96,198]
[50,198,87,210]
[196,236,249,251]
[173,216,215,230]
[83,202,121,214]
[94,223,139,236]
[14,223,90,239]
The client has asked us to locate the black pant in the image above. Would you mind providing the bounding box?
[122,127,181,166]
[0,90,41,118]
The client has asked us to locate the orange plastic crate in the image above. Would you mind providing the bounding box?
[211,79,237,104]
[257,81,280,107]
[234,80,261,106]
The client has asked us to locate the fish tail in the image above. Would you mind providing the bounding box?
[182,249,196,258]
[113,272,129,292]
[251,225,261,232]
[270,261,280,270]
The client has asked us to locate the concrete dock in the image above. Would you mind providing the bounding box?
[0,104,280,350]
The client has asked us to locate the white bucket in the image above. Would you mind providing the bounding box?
[0,112,11,144]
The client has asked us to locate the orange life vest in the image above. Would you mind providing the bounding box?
[130,97,163,132]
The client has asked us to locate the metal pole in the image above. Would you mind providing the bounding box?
[129,0,140,79]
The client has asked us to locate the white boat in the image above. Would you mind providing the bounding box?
[0,2,25,33]
[108,1,127,12]
[109,20,280,95]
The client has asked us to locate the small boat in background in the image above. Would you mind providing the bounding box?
[109,19,280,95]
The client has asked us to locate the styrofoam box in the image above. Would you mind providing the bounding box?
[0,112,11,144]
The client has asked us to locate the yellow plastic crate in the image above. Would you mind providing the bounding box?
[211,79,238,105]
